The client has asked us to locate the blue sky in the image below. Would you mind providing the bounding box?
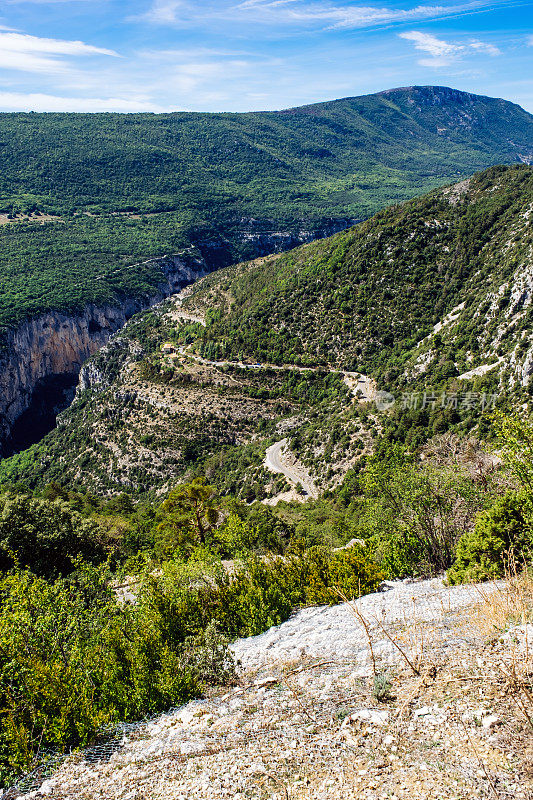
[0,0,531,112]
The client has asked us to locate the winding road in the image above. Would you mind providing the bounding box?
[264,438,318,499]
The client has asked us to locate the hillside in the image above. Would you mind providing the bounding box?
[3,164,532,496]
[186,164,533,383]
[12,578,532,800]
[1,86,532,218]
[0,85,532,332]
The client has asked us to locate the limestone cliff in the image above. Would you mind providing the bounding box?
[0,251,208,456]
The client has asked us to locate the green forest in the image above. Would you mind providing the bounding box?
[187,165,533,380]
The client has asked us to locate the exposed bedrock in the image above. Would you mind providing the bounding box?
[0,252,207,457]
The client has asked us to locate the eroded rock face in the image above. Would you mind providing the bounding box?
[0,253,208,456]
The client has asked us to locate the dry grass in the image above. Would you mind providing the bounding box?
[470,565,533,641]
[20,575,533,800]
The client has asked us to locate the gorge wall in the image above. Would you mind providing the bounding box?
[0,218,354,457]
[0,251,209,457]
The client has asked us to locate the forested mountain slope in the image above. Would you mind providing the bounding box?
[0,85,532,331]
[3,165,532,496]
[187,164,533,386]
[2,86,532,217]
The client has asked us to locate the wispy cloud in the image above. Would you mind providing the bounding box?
[266,2,477,29]
[400,28,501,67]
[0,91,164,112]
[399,30,463,66]
[138,0,503,30]
[469,38,501,56]
[0,31,118,74]
[138,0,185,23]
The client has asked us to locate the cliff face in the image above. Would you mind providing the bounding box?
[0,219,354,456]
[0,252,208,456]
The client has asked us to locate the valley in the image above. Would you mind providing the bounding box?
[5,164,530,503]
[0,220,348,457]
[1,85,533,798]
[0,85,532,457]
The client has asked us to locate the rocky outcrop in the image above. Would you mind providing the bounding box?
[0,251,208,456]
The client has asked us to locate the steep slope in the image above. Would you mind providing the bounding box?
[3,86,531,458]
[2,165,532,495]
[0,219,344,456]
[14,579,531,800]
[187,164,533,384]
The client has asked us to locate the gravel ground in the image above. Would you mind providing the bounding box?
[232,577,492,670]
[8,577,532,800]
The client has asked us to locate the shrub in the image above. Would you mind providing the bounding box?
[448,491,532,584]
[145,546,384,640]
[179,621,238,687]
[373,672,394,702]
[0,542,383,782]
[362,441,485,577]
[0,494,104,578]
[0,565,204,784]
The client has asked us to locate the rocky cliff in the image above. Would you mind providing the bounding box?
[0,251,209,457]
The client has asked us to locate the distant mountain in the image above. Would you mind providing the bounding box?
[1,85,532,219]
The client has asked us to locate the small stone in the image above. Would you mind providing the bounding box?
[414,706,431,718]
[343,708,390,727]
[253,676,278,687]
[177,708,195,726]
[481,714,501,729]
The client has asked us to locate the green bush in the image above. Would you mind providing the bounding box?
[144,545,384,640]
[447,491,532,584]
[0,533,382,781]
[0,565,202,784]
[0,494,104,578]
[179,621,238,687]
[362,441,484,578]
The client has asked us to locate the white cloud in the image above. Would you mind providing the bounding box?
[139,0,499,30]
[0,31,118,74]
[400,29,502,67]
[527,35,533,46]
[0,91,165,112]
[140,0,185,23]
[233,0,502,29]
[399,30,459,57]
[0,32,116,57]
[399,30,460,66]
[292,4,460,29]
[469,38,501,56]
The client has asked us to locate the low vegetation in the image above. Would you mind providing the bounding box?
[2,403,533,784]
